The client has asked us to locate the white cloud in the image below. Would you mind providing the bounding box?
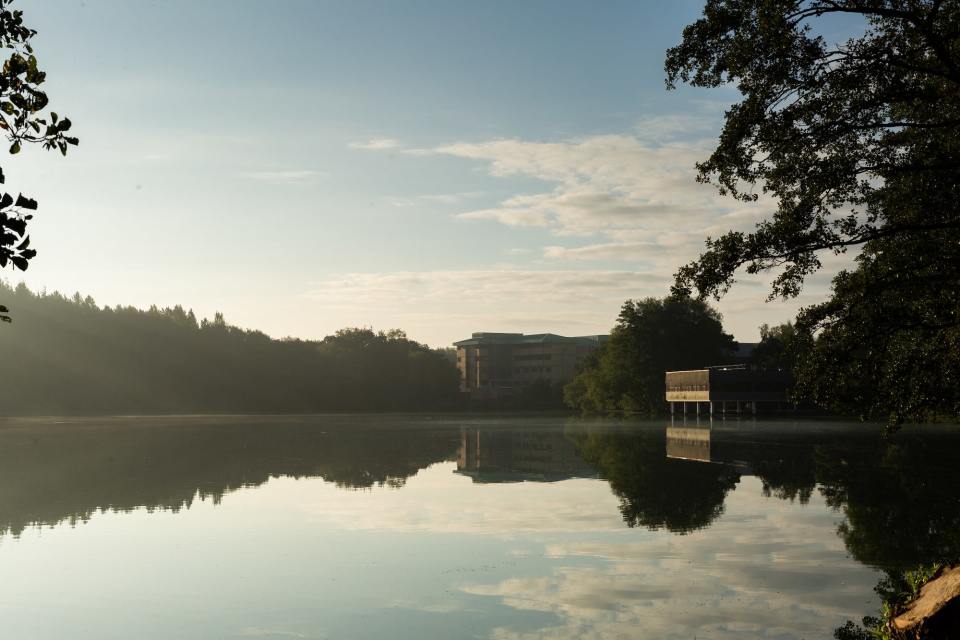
[299,269,666,345]
[380,129,853,339]
[415,133,812,297]
[387,192,486,208]
[310,119,853,345]
[244,170,326,184]
[304,270,666,306]
[632,112,722,142]
[294,267,824,346]
[349,138,401,150]
[429,134,737,237]
[237,627,308,638]
[419,191,484,204]
[542,242,671,262]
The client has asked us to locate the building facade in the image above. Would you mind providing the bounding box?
[664,363,790,415]
[453,332,607,397]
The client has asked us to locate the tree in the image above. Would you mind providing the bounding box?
[564,296,734,414]
[751,321,798,372]
[665,1,959,424]
[0,1,78,321]
[792,235,960,422]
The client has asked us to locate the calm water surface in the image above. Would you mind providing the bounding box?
[1,415,958,639]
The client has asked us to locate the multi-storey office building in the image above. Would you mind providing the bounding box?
[453,332,607,397]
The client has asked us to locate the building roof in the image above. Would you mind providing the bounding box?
[733,342,758,359]
[453,332,608,347]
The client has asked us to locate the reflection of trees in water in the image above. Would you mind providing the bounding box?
[568,422,960,570]
[3,416,959,576]
[814,435,960,571]
[570,426,740,534]
[0,417,458,538]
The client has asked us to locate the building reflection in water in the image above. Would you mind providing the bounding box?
[665,423,712,463]
[457,427,597,483]
[665,418,752,474]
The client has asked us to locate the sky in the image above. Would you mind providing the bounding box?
[9,0,852,347]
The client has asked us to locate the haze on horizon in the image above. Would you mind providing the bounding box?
[9,0,854,347]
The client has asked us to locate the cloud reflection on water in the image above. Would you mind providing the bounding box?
[460,477,876,640]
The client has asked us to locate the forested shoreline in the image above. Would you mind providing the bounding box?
[0,282,461,414]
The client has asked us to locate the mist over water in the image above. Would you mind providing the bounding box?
[1,415,958,639]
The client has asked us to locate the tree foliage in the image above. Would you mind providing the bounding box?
[666,1,960,424]
[0,1,76,285]
[751,321,798,372]
[0,281,460,414]
[792,233,960,423]
[564,296,734,414]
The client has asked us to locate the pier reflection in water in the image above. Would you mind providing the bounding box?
[0,415,958,639]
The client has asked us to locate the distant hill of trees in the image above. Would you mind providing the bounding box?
[0,282,461,415]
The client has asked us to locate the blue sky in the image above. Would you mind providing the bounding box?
[10,0,843,346]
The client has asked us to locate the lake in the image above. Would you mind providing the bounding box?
[1,415,958,639]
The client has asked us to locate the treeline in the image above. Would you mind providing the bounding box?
[0,282,460,414]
